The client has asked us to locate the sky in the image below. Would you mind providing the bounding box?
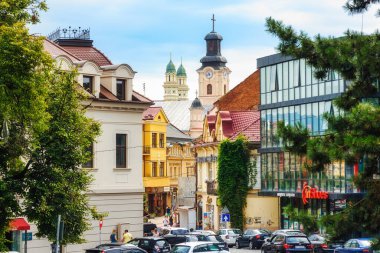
[30,0,379,101]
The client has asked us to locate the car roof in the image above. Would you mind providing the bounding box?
[134,237,165,240]
[276,232,307,237]
[175,241,215,247]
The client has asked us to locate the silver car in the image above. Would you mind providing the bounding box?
[216,229,242,247]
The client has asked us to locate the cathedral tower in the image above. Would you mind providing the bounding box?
[197,15,231,106]
[163,58,178,101]
[176,62,189,101]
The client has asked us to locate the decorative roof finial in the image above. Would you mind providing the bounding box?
[170,52,172,61]
[211,14,216,32]
[195,90,198,98]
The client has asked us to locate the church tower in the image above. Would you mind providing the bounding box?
[176,62,189,101]
[163,58,179,101]
[189,92,204,138]
[197,15,231,106]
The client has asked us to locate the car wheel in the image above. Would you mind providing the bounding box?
[249,241,254,250]
[236,241,240,249]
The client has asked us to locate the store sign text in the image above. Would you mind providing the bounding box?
[302,183,328,204]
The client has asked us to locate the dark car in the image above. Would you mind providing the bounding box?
[189,233,229,251]
[261,233,313,253]
[335,238,376,253]
[128,237,171,253]
[85,243,148,253]
[163,234,198,247]
[236,229,271,249]
[144,223,158,236]
[308,234,345,253]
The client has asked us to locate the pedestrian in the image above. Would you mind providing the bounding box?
[166,206,171,217]
[169,215,173,226]
[152,228,160,237]
[122,229,133,243]
[110,229,118,243]
[163,217,169,227]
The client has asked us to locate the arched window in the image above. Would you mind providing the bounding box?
[207,84,212,95]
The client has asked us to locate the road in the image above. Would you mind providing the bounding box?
[230,247,261,253]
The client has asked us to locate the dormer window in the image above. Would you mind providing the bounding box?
[117,79,126,100]
[83,76,93,94]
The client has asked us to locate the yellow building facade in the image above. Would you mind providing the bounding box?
[142,107,170,216]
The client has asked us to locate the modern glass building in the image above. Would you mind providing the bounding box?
[257,54,364,229]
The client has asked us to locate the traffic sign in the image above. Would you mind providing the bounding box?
[221,213,230,222]
[22,232,32,241]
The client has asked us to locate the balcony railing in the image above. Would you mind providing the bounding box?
[143,146,151,154]
[206,180,218,195]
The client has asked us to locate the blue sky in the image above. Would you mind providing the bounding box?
[30,0,379,101]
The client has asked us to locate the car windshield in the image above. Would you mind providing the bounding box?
[172,229,189,235]
[230,229,242,235]
[286,237,310,244]
[208,236,223,242]
[171,245,190,253]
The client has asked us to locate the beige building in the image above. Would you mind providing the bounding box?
[20,29,153,253]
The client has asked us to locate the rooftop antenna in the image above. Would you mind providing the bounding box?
[143,83,146,96]
[211,14,216,32]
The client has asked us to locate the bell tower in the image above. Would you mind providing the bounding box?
[163,56,178,101]
[197,14,231,106]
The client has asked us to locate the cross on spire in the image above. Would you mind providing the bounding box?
[211,14,216,32]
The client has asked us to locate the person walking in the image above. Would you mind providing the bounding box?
[110,229,118,243]
[152,228,160,237]
[169,215,173,227]
[122,229,133,243]
[163,217,169,227]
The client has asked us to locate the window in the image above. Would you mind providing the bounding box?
[117,79,126,100]
[116,134,127,168]
[152,133,157,148]
[159,133,165,148]
[152,162,157,177]
[83,76,93,93]
[207,84,212,94]
[159,162,165,176]
[82,143,94,168]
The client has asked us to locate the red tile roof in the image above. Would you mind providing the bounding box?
[60,45,113,66]
[215,70,260,111]
[43,39,80,62]
[142,107,162,120]
[100,85,118,100]
[220,111,260,142]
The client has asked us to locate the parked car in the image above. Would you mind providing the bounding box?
[194,230,216,235]
[171,241,229,253]
[163,234,198,247]
[261,232,313,253]
[334,238,376,253]
[144,223,158,236]
[85,243,148,253]
[216,229,242,247]
[159,227,189,236]
[128,237,171,253]
[235,229,271,249]
[189,233,229,251]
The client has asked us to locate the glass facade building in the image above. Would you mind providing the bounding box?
[257,54,363,229]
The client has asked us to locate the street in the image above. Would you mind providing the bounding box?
[230,247,261,253]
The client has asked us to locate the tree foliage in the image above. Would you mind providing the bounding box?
[283,205,319,235]
[265,1,380,247]
[0,0,101,250]
[217,136,255,230]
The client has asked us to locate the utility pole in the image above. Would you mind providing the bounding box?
[55,215,61,253]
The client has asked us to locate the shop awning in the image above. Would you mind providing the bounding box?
[10,218,30,231]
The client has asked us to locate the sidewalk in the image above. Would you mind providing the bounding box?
[148,215,166,227]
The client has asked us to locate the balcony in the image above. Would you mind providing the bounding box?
[143,146,151,155]
[206,180,218,195]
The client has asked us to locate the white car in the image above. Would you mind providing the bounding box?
[216,229,242,247]
[171,241,229,253]
[159,227,189,235]
[194,230,216,235]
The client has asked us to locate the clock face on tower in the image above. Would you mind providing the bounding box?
[223,71,228,79]
[205,70,213,79]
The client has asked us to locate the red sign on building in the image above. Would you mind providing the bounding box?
[302,182,328,204]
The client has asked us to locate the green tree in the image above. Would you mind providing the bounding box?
[0,0,101,250]
[265,0,380,246]
[217,136,256,230]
